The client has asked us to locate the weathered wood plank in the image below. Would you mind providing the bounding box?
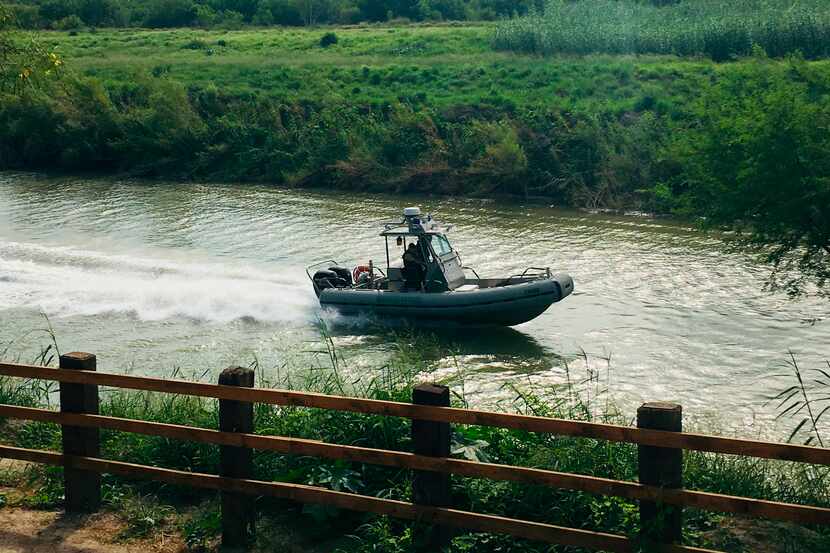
[59,352,101,513]
[412,383,453,550]
[0,362,828,464]
[0,444,723,553]
[218,366,256,549]
[0,404,827,525]
[638,402,683,544]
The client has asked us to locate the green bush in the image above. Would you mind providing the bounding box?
[662,55,830,295]
[182,38,208,49]
[320,31,338,48]
[143,0,197,27]
[52,14,84,30]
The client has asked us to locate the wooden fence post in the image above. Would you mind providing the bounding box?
[637,402,683,545]
[219,366,256,549]
[59,352,101,513]
[412,383,452,550]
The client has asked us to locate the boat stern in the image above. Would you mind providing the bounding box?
[551,272,574,301]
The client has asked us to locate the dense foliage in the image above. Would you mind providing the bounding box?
[1,23,828,293]
[2,0,539,27]
[661,55,830,296]
[0,72,674,204]
[0,4,61,91]
[495,0,830,60]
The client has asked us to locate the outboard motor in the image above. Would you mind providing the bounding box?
[328,266,353,286]
[313,269,348,296]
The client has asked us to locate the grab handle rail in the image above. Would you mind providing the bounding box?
[305,259,342,281]
[505,267,551,283]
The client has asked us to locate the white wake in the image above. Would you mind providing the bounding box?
[0,240,316,323]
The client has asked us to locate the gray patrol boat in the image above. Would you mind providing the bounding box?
[307,207,573,326]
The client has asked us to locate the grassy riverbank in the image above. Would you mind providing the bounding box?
[1,336,829,552]
[2,23,829,212]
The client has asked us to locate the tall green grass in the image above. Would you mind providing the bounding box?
[0,331,829,551]
[494,0,830,61]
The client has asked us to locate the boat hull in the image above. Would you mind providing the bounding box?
[319,274,574,327]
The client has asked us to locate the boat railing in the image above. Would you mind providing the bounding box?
[305,259,342,281]
[462,266,482,280]
[505,267,551,283]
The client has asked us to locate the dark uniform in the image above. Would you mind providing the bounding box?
[402,242,426,290]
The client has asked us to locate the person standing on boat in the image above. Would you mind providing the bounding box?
[403,242,426,291]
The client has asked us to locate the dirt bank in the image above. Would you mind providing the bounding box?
[0,507,183,553]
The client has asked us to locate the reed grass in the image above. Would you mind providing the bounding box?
[494,0,830,61]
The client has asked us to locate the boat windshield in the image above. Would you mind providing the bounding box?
[431,234,453,256]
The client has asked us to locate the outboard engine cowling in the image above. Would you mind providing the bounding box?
[328,266,353,286]
[313,270,347,296]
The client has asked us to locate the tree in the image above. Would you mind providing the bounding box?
[297,0,317,25]
[293,0,342,25]
[358,0,391,21]
[423,0,468,20]
[1,5,62,93]
[667,56,830,296]
[143,0,197,27]
[39,0,81,24]
[256,0,303,25]
[252,3,275,24]
[78,0,120,26]
[211,0,260,20]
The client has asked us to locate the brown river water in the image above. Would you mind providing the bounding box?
[1,173,828,436]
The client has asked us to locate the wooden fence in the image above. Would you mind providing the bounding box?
[0,352,829,553]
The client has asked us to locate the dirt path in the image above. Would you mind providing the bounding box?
[0,508,184,553]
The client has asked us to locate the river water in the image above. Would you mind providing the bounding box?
[1,173,827,435]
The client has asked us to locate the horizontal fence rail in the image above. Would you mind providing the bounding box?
[1,361,828,464]
[0,444,719,553]
[0,355,828,553]
[0,403,827,525]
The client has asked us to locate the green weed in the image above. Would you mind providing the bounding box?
[0,328,828,551]
[495,0,830,61]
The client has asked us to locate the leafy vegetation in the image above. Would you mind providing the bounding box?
[2,0,536,28]
[0,20,828,293]
[1,22,828,293]
[0,4,61,91]
[659,54,830,296]
[0,333,828,552]
[495,0,830,61]
[772,353,830,447]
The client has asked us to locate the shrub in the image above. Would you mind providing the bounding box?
[194,4,218,27]
[320,32,338,48]
[7,4,40,28]
[263,0,303,26]
[143,0,197,28]
[252,4,275,25]
[53,15,84,30]
[216,10,245,29]
[182,38,208,50]
[663,57,830,296]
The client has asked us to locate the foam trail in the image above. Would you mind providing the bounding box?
[0,240,316,323]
